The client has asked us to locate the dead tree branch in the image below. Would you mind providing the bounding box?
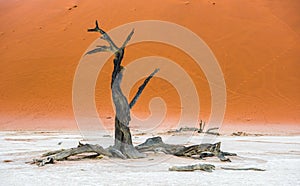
[129,68,160,109]
[197,120,220,135]
[206,127,220,136]
[87,20,119,52]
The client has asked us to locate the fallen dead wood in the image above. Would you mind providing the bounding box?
[29,143,112,166]
[176,127,198,132]
[169,163,215,172]
[221,167,266,171]
[136,136,236,161]
[47,143,112,160]
[197,120,220,135]
[169,165,265,172]
[231,131,263,136]
[205,127,220,135]
[30,136,236,166]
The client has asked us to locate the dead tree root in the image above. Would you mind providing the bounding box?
[30,136,236,166]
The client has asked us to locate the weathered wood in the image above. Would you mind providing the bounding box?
[87,20,157,158]
[112,70,131,126]
[205,127,220,136]
[136,136,236,161]
[198,120,205,133]
[47,144,110,160]
[114,116,146,158]
[32,135,236,166]
[197,120,220,135]
[42,149,65,157]
[30,143,111,166]
[136,136,185,154]
[169,163,215,172]
[221,167,266,171]
[87,20,119,52]
[129,68,160,109]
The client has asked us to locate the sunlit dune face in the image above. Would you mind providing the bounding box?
[0,0,299,130]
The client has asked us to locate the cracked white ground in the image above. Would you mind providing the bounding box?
[0,131,299,186]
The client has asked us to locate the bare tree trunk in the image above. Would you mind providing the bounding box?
[112,66,158,158]
[114,117,146,158]
[88,20,158,158]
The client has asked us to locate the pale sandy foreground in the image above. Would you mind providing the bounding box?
[0,131,299,186]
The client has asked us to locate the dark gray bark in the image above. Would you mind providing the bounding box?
[30,143,111,166]
[30,136,236,166]
[129,68,159,109]
[136,136,236,161]
[88,20,157,158]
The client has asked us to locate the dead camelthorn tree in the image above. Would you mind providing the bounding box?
[87,20,159,158]
[29,20,236,168]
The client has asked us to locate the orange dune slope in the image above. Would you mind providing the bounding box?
[0,0,299,130]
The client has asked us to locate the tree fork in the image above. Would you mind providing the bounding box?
[88,20,158,158]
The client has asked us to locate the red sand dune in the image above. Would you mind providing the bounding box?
[0,0,299,131]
